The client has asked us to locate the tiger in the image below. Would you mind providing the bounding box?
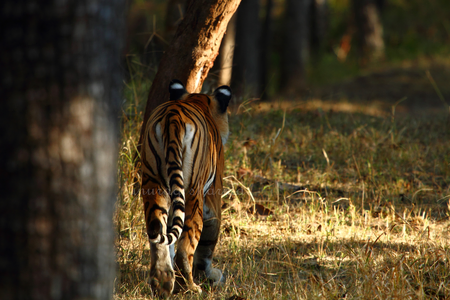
[140,79,232,297]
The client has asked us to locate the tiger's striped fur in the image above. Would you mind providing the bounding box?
[140,80,231,297]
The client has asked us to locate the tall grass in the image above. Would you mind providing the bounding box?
[115,60,450,299]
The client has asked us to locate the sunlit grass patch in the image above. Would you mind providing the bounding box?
[115,68,450,298]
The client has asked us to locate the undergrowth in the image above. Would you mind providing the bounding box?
[115,61,450,299]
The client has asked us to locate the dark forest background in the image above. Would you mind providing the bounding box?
[125,0,450,110]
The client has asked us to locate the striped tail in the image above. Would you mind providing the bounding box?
[148,119,186,246]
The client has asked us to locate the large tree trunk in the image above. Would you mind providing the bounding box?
[352,0,385,62]
[231,0,261,98]
[0,0,125,299]
[140,0,241,141]
[165,0,188,39]
[280,0,311,94]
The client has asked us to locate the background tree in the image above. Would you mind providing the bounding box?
[217,14,237,87]
[310,0,329,59]
[352,0,385,62]
[0,0,125,299]
[140,0,241,141]
[231,0,261,98]
[280,0,312,94]
[260,0,274,100]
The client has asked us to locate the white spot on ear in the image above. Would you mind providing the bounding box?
[171,83,184,90]
[218,88,231,96]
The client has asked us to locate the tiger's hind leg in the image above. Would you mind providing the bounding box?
[149,243,174,298]
[193,191,224,286]
[174,193,204,294]
[142,183,175,298]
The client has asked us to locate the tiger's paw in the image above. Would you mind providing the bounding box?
[187,282,203,294]
[208,268,225,286]
[150,269,175,298]
[174,277,203,294]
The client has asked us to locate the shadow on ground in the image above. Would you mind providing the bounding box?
[314,64,450,113]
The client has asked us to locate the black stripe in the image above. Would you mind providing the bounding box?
[169,140,181,148]
[148,219,162,240]
[148,204,168,217]
[167,165,182,174]
[142,173,159,187]
[172,216,184,227]
[147,135,163,178]
[171,229,180,239]
[169,174,183,183]
[170,181,184,190]
[172,194,185,203]
[190,126,197,147]
[172,203,185,213]
[167,147,180,161]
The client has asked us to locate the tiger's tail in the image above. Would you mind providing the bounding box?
[147,119,186,246]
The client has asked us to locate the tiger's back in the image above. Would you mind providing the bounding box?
[140,80,231,297]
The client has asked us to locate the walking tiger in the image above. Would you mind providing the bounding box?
[140,79,231,297]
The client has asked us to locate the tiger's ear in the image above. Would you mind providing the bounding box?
[213,85,232,114]
[169,79,188,100]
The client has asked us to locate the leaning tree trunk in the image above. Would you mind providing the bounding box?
[352,0,385,62]
[140,0,241,141]
[0,0,125,299]
[165,0,188,40]
[280,0,311,94]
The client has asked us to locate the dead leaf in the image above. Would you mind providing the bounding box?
[227,295,247,300]
[237,167,253,179]
[243,137,257,148]
[247,203,274,216]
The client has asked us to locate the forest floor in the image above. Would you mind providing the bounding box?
[115,57,450,299]
[311,56,450,113]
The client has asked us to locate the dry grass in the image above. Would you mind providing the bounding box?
[115,68,450,299]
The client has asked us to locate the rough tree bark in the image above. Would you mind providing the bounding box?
[231,0,261,98]
[140,0,241,141]
[0,0,125,299]
[280,0,311,94]
[352,0,385,61]
[165,0,187,39]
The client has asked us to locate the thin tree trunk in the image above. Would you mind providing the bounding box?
[260,0,274,100]
[218,14,237,86]
[231,0,261,98]
[0,0,125,299]
[352,0,385,62]
[280,0,311,94]
[310,0,329,59]
[140,0,241,142]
